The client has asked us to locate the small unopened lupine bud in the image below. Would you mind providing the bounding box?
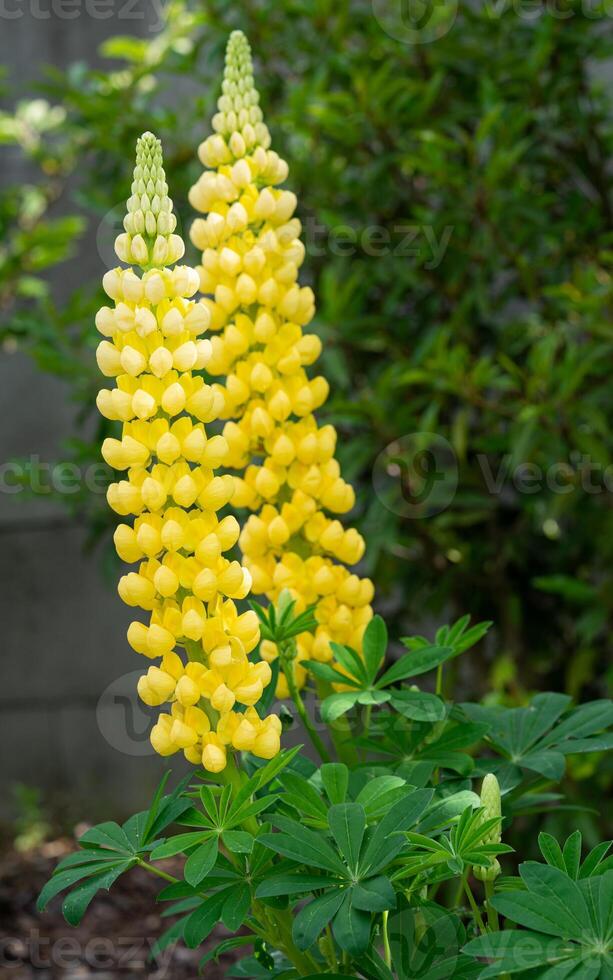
[475,773,502,882]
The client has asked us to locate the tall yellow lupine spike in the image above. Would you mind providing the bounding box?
[189,35,374,694]
[95,131,280,771]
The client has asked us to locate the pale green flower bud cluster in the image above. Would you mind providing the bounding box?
[115,132,184,270]
[475,772,502,882]
[204,30,271,162]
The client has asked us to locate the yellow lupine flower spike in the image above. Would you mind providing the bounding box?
[189,33,374,693]
[96,131,280,770]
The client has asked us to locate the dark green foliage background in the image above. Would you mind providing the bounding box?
[1,0,611,706]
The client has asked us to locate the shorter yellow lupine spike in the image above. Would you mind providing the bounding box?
[95,131,280,771]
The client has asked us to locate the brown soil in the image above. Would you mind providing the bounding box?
[0,839,239,979]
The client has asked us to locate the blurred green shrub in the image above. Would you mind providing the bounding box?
[1,0,611,698]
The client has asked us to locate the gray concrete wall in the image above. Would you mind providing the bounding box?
[0,2,177,823]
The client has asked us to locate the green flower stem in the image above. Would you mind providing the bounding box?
[484,879,499,931]
[382,910,392,968]
[138,859,180,885]
[463,876,487,934]
[325,924,339,971]
[435,663,444,697]
[314,679,359,767]
[219,755,319,974]
[279,642,331,763]
[255,901,320,975]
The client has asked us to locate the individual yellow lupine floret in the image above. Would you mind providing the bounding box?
[96,131,280,770]
[189,32,374,692]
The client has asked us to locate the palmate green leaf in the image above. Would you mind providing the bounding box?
[321,763,349,804]
[221,882,251,931]
[279,772,328,822]
[292,889,345,951]
[198,935,256,971]
[184,888,233,948]
[460,695,613,781]
[359,790,433,876]
[492,890,585,941]
[352,875,396,912]
[303,660,361,687]
[78,821,133,853]
[355,775,407,819]
[255,872,342,898]
[150,831,209,860]
[61,862,133,926]
[251,745,304,791]
[357,689,391,707]
[45,848,124,875]
[184,836,218,887]
[563,831,583,881]
[222,830,254,854]
[37,858,127,913]
[332,890,372,956]
[416,790,481,835]
[517,863,592,935]
[329,641,368,683]
[378,645,454,687]
[260,816,348,875]
[321,691,361,722]
[362,614,388,682]
[580,841,613,878]
[391,690,445,722]
[328,803,366,871]
[538,832,566,872]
